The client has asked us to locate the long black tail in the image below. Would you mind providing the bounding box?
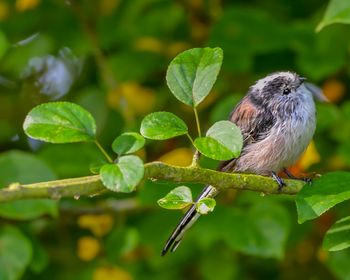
[161,185,217,256]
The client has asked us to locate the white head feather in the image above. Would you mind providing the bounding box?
[252,71,296,92]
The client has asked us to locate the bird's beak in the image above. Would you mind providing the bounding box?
[304,82,329,103]
[297,76,307,88]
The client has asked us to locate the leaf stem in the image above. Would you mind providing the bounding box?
[193,107,202,137]
[186,133,195,146]
[95,140,114,163]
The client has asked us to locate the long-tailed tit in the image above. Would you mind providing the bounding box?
[162,71,327,256]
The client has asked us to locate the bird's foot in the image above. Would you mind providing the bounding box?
[283,168,312,184]
[271,171,286,192]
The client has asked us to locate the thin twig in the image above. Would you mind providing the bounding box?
[94,140,114,163]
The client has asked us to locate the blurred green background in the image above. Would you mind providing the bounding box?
[1,0,350,279]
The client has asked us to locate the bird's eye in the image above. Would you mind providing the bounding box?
[283,88,291,95]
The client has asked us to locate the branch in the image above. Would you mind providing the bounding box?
[0,162,306,203]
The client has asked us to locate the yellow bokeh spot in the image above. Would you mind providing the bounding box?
[134,148,146,161]
[329,154,347,170]
[298,140,321,171]
[322,79,345,103]
[108,82,156,115]
[0,1,9,20]
[134,36,164,53]
[93,266,133,280]
[15,0,40,11]
[107,88,121,110]
[77,214,114,237]
[158,148,193,167]
[77,236,100,261]
[190,0,203,9]
[191,21,208,42]
[317,248,328,263]
[99,0,119,16]
[166,41,191,58]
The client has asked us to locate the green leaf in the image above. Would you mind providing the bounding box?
[196,198,216,214]
[140,111,188,140]
[157,186,193,209]
[100,164,122,191]
[316,0,350,32]
[0,151,58,220]
[112,132,145,155]
[194,137,233,160]
[194,121,243,160]
[23,101,96,143]
[100,155,144,193]
[0,225,32,280]
[193,201,290,259]
[326,250,350,280]
[166,47,223,107]
[206,121,243,155]
[296,172,350,223]
[323,216,350,251]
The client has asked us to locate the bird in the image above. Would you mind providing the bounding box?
[161,71,327,256]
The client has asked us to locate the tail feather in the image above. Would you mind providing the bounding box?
[161,185,217,256]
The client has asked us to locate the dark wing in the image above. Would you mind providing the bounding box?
[229,96,275,145]
[218,96,275,172]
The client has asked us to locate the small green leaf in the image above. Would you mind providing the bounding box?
[23,102,96,143]
[157,186,193,209]
[323,216,350,251]
[117,156,144,191]
[112,132,145,155]
[194,120,243,160]
[100,164,122,190]
[316,0,350,32]
[296,172,350,223]
[140,112,188,140]
[100,155,144,193]
[0,225,32,280]
[166,47,223,107]
[206,121,243,154]
[196,198,216,214]
[194,137,234,160]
